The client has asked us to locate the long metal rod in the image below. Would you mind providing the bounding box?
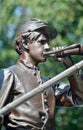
[0,60,83,115]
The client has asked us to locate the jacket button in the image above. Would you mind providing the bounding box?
[46,108,49,112]
[42,116,45,121]
[44,99,47,103]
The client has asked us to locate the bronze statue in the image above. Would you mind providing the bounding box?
[0,18,83,130]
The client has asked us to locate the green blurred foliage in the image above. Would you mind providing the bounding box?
[0,0,83,129]
[56,107,83,130]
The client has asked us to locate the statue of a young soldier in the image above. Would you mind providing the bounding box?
[0,18,83,130]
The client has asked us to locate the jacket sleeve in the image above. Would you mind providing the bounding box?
[54,82,74,106]
[55,56,83,106]
[55,70,83,106]
[67,70,83,105]
[0,69,14,108]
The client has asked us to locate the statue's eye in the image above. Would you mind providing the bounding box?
[41,40,47,45]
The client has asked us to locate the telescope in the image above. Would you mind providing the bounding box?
[43,44,83,57]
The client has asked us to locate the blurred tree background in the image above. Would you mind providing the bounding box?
[0,0,83,129]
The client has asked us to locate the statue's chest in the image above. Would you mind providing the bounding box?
[14,66,55,118]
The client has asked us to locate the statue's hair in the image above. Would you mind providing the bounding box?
[15,31,41,55]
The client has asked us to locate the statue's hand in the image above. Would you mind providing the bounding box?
[53,47,74,67]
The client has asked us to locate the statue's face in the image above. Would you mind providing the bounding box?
[28,34,50,64]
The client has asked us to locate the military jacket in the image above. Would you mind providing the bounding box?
[0,60,83,129]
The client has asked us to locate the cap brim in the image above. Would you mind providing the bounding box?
[35,26,57,41]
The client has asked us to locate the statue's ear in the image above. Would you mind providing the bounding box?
[23,43,29,50]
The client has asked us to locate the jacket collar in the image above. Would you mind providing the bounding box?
[19,59,39,71]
